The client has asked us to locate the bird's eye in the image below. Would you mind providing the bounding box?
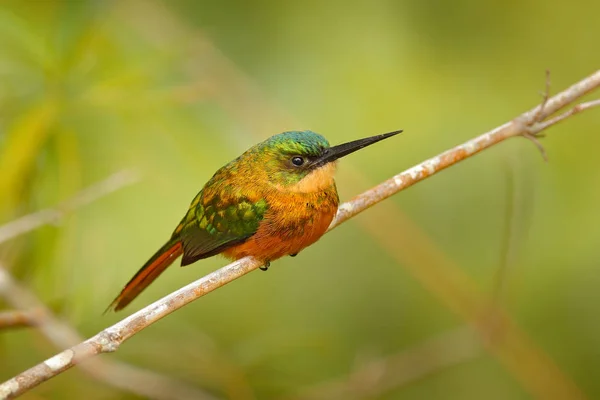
[291,156,305,167]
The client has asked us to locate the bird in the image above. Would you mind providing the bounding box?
[107,129,401,311]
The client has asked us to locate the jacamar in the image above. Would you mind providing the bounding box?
[108,130,401,311]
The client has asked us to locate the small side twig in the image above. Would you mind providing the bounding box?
[522,132,548,162]
[0,169,140,245]
[521,98,600,162]
[521,70,550,161]
[531,99,600,132]
[538,69,552,114]
[1,69,599,400]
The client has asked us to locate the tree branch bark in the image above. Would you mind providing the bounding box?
[1,69,599,399]
[0,266,218,400]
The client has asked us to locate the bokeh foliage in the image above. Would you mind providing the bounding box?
[1,0,600,399]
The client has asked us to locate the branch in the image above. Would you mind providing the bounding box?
[1,69,599,399]
[0,309,41,329]
[0,267,217,400]
[0,169,140,244]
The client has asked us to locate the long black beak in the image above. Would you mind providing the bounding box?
[314,130,403,167]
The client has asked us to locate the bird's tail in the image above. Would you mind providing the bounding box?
[106,240,183,312]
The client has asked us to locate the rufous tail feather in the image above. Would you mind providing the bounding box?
[106,240,183,312]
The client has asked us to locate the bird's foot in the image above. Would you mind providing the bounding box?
[260,261,271,271]
[290,253,298,257]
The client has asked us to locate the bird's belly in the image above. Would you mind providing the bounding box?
[222,202,337,262]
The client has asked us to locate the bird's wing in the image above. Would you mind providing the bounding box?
[174,193,268,266]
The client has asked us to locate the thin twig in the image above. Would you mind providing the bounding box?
[530,98,600,132]
[522,71,552,162]
[0,169,140,244]
[1,69,599,399]
[535,69,551,120]
[0,267,217,400]
[522,98,600,162]
[0,309,41,329]
[333,73,600,225]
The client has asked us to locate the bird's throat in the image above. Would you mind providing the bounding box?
[283,163,337,193]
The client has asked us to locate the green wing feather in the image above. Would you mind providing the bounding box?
[173,191,268,266]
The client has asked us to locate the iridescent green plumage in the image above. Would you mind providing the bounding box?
[174,190,268,266]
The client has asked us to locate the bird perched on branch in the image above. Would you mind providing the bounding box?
[108,130,401,311]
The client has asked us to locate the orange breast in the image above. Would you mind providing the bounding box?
[222,186,339,262]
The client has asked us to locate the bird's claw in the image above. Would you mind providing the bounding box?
[260,261,271,271]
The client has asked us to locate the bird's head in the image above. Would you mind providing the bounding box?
[251,130,402,193]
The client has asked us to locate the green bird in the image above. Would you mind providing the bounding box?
[108,130,401,311]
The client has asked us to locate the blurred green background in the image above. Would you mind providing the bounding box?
[1,0,599,399]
